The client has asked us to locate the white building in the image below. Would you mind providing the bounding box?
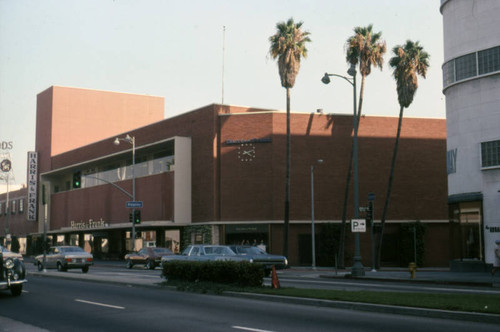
[441,0,500,267]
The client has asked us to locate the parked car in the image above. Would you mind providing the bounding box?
[0,251,27,296]
[229,245,288,276]
[35,246,93,273]
[124,247,174,269]
[0,245,23,261]
[161,245,253,264]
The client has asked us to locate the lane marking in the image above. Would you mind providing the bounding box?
[75,299,125,310]
[232,326,275,332]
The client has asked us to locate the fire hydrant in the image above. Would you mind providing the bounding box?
[409,262,417,279]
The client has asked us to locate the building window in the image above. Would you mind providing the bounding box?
[478,46,500,75]
[455,53,477,81]
[442,60,455,87]
[443,45,500,89]
[19,199,24,214]
[11,200,16,214]
[481,140,500,169]
[0,202,3,215]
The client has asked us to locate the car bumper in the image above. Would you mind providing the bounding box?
[0,279,27,290]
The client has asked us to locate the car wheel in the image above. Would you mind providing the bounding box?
[10,285,22,297]
[37,262,44,271]
[146,260,155,270]
[126,259,133,269]
[57,262,66,272]
[82,266,89,273]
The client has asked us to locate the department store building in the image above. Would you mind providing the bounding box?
[1,85,450,266]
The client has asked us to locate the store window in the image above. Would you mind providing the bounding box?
[481,140,500,169]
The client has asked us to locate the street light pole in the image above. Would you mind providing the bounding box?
[321,64,365,276]
[311,159,323,270]
[114,134,136,252]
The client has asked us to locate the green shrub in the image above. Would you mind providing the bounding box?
[162,260,263,287]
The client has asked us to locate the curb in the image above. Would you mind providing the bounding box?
[320,274,496,288]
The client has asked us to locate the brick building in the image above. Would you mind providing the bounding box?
[0,86,449,267]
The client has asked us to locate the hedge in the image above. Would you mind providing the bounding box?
[162,260,264,287]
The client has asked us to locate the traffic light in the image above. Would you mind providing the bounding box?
[129,213,133,223]
[73,171,81,189]
[133,210,141,224]
[366,201,373,221]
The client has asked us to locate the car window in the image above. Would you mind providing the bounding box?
[153,248,172,254]
[191,247,200,255]
[181,247,191,255]
[139,249,147,255]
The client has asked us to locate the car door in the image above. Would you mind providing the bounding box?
[46,247,58,268]
[135,248,147,264]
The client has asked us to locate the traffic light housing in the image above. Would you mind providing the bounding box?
[129,213,133,223]
[73,171,81,189]
[366,201,373,221]
[133,210,141,224]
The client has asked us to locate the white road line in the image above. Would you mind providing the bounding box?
[75,299,125,310]
[232,326,276,332]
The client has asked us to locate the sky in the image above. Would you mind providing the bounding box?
[0,0,445,189]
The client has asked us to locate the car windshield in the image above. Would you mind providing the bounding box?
[152,248,172,254]
[204,246,235,256]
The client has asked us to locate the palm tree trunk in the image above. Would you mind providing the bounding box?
[338,75,365,269]
[283,87,291,258]
[376,105,405,269]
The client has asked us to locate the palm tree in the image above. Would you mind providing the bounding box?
[269,18,311,258]
[338,25,386,268]
[376,40,429,268]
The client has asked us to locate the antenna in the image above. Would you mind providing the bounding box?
[222,25,226,105]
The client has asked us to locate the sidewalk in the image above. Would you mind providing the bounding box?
[281,266,500,287]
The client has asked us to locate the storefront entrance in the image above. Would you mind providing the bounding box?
[449,201,483,261]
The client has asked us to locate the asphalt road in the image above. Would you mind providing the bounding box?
[1,275,499,332]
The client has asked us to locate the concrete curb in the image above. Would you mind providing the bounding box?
[320,274,497,288]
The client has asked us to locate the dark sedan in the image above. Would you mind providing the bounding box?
[125,247,174,269]
[229,245,288,276]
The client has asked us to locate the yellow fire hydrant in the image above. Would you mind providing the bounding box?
[409,262,417,279]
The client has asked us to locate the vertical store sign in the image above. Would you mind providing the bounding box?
[27,151,38,221]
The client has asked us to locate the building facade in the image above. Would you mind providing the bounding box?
[441,0,500,266]
[1,86,450,266]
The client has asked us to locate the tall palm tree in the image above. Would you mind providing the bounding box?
[269,18,311,258]
[338,25,386,268]
[376,40,429,268]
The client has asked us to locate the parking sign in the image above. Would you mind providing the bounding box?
[351,219,366,232]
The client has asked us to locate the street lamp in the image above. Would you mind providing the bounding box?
[311,159,323,270]
[321,64,365,276]
[114,134,136,251]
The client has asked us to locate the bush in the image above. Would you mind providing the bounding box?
[162,260,264,287]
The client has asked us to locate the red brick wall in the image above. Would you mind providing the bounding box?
[218,111,447,223]
[49,172,173,229]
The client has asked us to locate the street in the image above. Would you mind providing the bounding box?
[0,263,499,331]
